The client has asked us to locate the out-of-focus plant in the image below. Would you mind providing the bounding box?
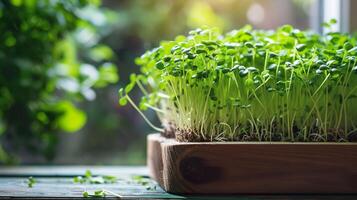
[0,0,118,163]
[111,0,310,45]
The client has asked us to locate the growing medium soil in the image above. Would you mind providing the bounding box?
[175,128,207,142]
[161,121,176,138]
[166,125,357,143]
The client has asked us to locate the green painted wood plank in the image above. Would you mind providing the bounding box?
[0,166,147,177]
[0,166,184,199]
[0,166,356,199]
[0,177,183,199]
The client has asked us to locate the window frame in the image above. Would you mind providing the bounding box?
[313,0,350,33]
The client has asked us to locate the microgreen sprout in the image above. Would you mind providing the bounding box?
[120,23,357,142]
[27,176,36,188]
[82,189,122,198]
[82,189,106,198]
[73,170,118,184]
[132,175,157,191]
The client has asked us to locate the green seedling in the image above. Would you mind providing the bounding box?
[27,176,36,188]
[120,23,357,142]
[73,170,118,184]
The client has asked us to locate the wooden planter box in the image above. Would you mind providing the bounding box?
[147,133,357,194]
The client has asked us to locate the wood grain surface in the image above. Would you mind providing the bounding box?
[148,134,357,194]
[147,134,165,186]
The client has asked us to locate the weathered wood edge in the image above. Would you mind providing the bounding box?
[147,133,168,187]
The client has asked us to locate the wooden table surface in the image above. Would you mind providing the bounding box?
[0,166,356,199]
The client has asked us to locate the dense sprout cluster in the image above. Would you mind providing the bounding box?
[120,24,357,142]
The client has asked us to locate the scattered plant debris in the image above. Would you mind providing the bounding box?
[82,189,122,198]
[73,170,118,184]
[132,175,157,191]
[27,176,36,188]
[82,189,106,198]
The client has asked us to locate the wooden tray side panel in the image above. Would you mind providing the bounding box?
[161,143,357,194]
[147,134,164,186]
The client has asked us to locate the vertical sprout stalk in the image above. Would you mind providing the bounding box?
[120,24,357,142]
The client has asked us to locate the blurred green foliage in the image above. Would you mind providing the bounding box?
[0,0,118,163]
[0,0,314,165]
